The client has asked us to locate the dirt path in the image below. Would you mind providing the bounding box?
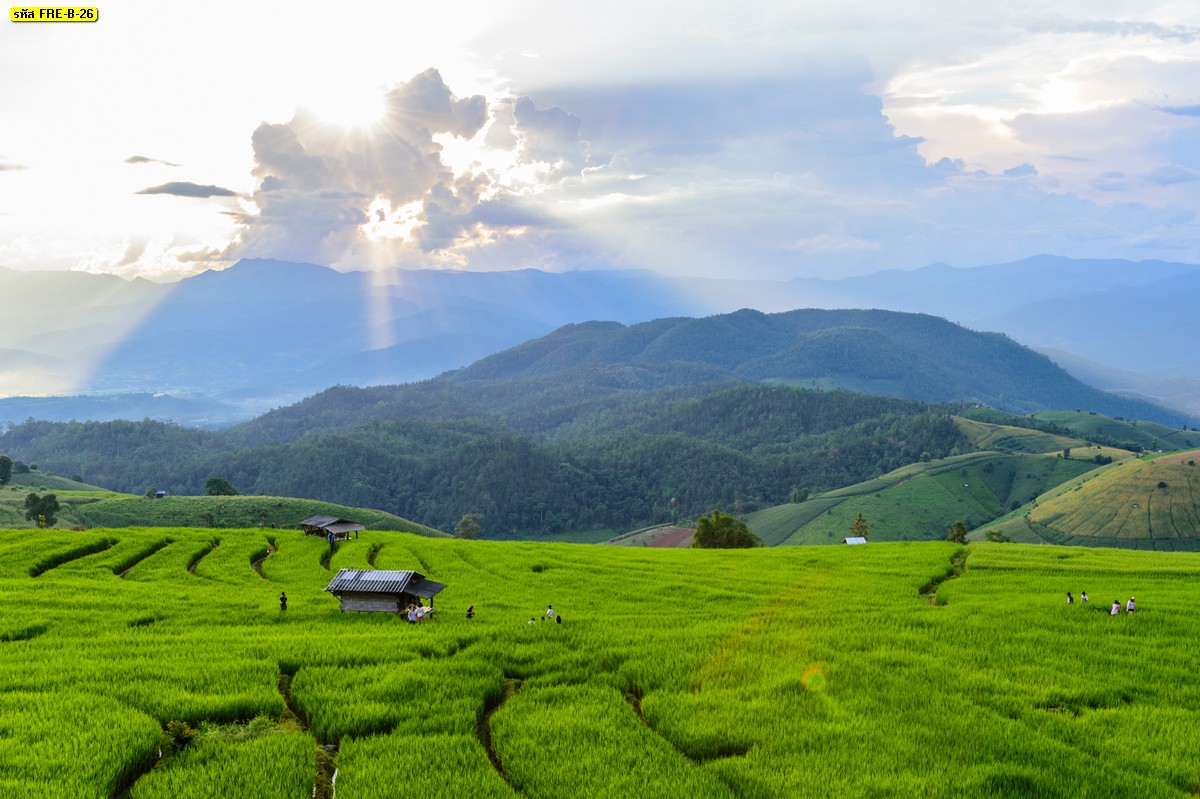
[647,526,695,548]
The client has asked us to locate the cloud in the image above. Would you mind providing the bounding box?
[1023,16,1200,43]
[219,53,1200,280]
[125,155,180,167]
[1145,165,1200,186]
[512,97,586,172]
[0,162,26,172]
[1160,105,1200,117]
[228,68,600,268]
[115,237,149,268]
[137,181,238,198]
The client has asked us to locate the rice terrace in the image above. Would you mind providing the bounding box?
[4,523,1200,797]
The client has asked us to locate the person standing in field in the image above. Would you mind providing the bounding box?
[1127,597,1136,613]
[546,604,555,620]
[1067,591,1073,605]
[1111,600,1121,615]
[466,604,475,620]
[1081,591,1088,603]
[279,592,287,611]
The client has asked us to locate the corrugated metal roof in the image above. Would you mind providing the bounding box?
[409,578,447,599]
[299,516,365,534]
[324,522,365,535]
[299,515,340,528]
[324,569,445,597]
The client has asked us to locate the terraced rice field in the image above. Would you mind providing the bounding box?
[2,528,1199,797]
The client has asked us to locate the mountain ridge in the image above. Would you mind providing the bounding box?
[3,255,1199,425]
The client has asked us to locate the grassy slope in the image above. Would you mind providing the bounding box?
[2,532,1200,797]
[0,480,444,537]
[988,449,1200,550]
[0,483,124,530]
[745,451,1097,546]
[7,470,107,491]
[75,495,445,536]
[1031,411,1200,451]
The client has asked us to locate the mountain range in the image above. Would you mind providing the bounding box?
[2,306,1194,538]
[1,254,1198,425]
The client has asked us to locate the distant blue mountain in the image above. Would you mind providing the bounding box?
[1,255,1197,426]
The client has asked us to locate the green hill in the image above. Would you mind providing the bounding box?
[0,473,443,536]
[0,387,970,536]
[7,468,107,491]
[746,450,1097,545]
[1030,411,1200,451]
[988,448,1200,550]
[4,308,1194,539]
[3,530,1200,796]
[454,308,1191,423]
[74,495,445,536]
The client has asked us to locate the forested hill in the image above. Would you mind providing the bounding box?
[1,308,1191,537]
[451,308,1185,424]
[221,308,1187,449]
[3,386,969,536]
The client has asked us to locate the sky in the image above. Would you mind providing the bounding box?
[2,0,1199,282]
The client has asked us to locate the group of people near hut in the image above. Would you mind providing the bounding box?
[278,592,563,625]
[1067,591,1135,614]
[407,603,433,623]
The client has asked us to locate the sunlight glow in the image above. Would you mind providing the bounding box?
[308,84,387,129]
[362,198,425,243]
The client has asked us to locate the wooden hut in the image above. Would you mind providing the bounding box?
[298,515,365,540]
[324,569,447,614]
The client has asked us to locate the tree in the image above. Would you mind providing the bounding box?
[0,455,11,486]
[692,509,761,549]
[948,520,969,544]
[455,513,482,539]
[204,477,239,496]
[24,492,60,528]
[849,512,869,540]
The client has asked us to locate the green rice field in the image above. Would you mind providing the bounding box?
[1,527,1198,797]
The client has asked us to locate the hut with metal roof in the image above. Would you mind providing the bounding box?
[298,515,365,540]
[324,568,447,614]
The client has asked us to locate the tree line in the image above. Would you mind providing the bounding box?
[0,386,969,535]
